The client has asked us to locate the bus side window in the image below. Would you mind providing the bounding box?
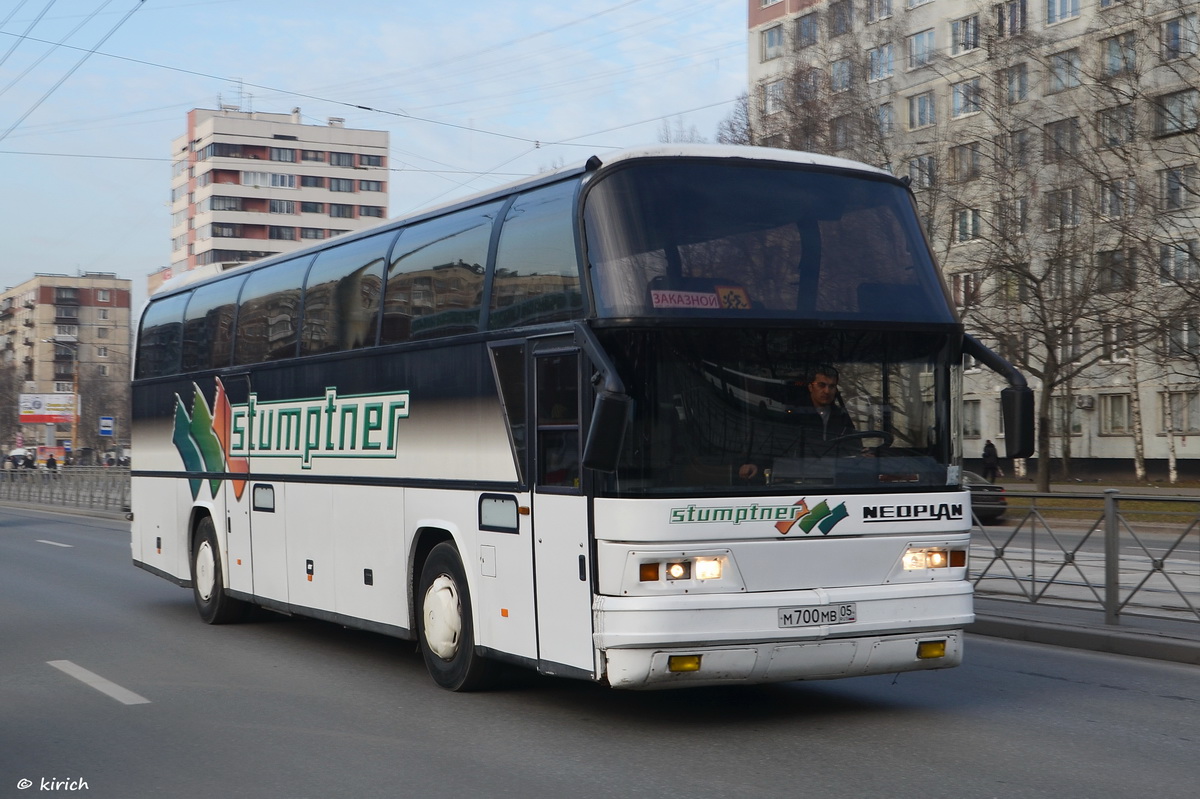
[300,231,392,356]
[489,181,583,330]
[134,291,190,379]
[380,202,503,345]
[181,275,245,371]
[233,257,312,365]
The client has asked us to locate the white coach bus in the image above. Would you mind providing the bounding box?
[130,145,1033,690]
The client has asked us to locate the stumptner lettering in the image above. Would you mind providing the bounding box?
[229,388,410,468]
[669,503,804,524]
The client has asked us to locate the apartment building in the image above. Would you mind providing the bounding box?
[0,273,132,461]
[747,0,1200,478]
[158,107,390,293]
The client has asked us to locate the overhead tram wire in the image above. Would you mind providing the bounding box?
[297,0,653,101]
[417,1,729,101]
[0,147,532,182]
[322,0,728,106]
[0,0,737,157]
[0,0,145,145]
[0,0,56,72]
[0,0,118,100]
[0,28,590,152]
[0,1,34,29]
[425,40,743,120]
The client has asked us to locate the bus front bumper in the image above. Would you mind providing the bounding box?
[594,582,970,689]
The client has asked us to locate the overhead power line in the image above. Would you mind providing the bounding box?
[0,0,145,144]
[0,0,117,100]
[0,0,55,72]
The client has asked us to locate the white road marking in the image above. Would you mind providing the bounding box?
[47,660,151,705]
[37,540,73,548]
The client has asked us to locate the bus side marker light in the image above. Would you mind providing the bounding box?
[668,655,702,673]
[917,640,947,659]
[501,608,509,618]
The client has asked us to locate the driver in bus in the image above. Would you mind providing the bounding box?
[738,364,856,482]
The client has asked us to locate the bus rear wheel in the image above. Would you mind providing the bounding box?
[417,541,496,691]
[191,516,248,625]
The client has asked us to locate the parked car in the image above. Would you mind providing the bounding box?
[963,470,1007,523]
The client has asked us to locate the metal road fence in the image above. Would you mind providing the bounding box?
[971,489,1200,625]
[0,469,1194,625]
[0,466,130,514]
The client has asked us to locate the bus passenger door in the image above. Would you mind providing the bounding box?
[531,348,595,677]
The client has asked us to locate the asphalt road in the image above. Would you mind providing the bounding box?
[1,508,1197,799]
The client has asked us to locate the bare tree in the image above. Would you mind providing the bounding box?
[716,93,754,145]
[659,117,706,144]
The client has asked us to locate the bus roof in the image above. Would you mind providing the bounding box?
[595,144,894,179]
[150,145,900,303]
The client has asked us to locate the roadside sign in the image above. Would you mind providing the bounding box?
[99,416,114,437]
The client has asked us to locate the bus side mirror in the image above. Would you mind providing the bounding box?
[1002,386,1035,459]
[583,392,631,473]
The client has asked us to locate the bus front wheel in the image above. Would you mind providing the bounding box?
[191,516,248,625]
[417,542,496,691]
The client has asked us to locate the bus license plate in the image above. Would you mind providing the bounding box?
[778,603,856,628]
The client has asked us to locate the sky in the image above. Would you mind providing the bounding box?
[0,0,748,309]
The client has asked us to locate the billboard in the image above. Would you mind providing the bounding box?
[19,394,77,424]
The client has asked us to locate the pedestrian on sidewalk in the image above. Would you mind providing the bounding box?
[982,439,999,483]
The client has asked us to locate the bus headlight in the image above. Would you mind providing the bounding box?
[902,548,967,570]
[647,557,724,581]
[693,557,723,581]
[624,550,742,594]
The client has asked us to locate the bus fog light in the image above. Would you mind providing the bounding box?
[694,557,724,581]
[668,655,702,672]
[917,640,947,659]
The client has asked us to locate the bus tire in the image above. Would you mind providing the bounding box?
[417,541,495,691]
[191,515,248,625]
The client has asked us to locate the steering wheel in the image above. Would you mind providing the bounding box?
[817,430,893,456]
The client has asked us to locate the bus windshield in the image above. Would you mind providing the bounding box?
[595,327,959,496]
[584,158,954,324]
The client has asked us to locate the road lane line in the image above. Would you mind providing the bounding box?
[37,540,73,548]
[47,660,151,705]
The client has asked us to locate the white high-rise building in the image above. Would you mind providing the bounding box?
[161,107,390,294]
[746,0,1200,479]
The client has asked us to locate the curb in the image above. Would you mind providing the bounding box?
[968,614,1200,666]
[0,501,128,522]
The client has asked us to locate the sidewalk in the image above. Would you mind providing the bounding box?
[970,597,1200,666]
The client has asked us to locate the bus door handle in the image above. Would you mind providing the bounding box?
[578,555,586,582]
